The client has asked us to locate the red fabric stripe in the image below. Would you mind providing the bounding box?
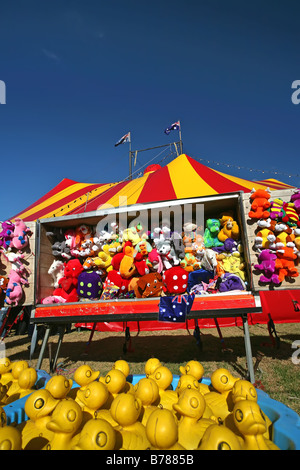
[136,165,177,203]
[186,156,251,193]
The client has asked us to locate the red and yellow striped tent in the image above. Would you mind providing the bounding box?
[14,154,294,222]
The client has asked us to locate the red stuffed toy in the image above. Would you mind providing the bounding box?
[248,188,271,220]
[162,266,188,295]
[275,246,299,283]
[53,258,83,302]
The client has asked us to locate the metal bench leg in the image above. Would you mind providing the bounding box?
[242,315,255,383]
[37,325,51,370]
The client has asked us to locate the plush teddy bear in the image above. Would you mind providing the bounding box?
[203,219,223,248]
[53,258,84,302]
[274,223,295,250]
[275,246,299,282]
[0,221,15,250]
[248,188,271,219]
[135,272,163,298]
[254,227,277,252]
[180,252,201,272]
[11,218,31,251]
[220,252,246,281]
[4,268,29,306]
[95,244,114,273]
[218,213,240,242]
[253,249,280,285]
[162,266,188,295]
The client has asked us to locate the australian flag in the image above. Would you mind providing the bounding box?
[164,121,180,135]
[115,132,131,147]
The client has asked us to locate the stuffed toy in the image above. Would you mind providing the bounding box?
[254,227,276,252]
[0,221,15,249]
[182,222,198,252]
[274,223,295,250]
[133,252,150,276]
[203,219,223,248]
[162,266,188,295]
[107,241,123,257]
[1,248,25,272]
[46,228,72,260]
[42,295,66,304]
[201,248,218,273]
[11,218,31,251]
[154,235,180,270]
[248,188,271,219]
[95,244,113,273]
[171,231,186,260]
[268,198,285,220]
[290,189,300,214]
[77,270,103,300]
[187,269,215,292]
[253,249,280,285]
[48,259,65,288]
[4,268,29,306]
[53,258,84,303]
[220,252,246,281]
[282,202,300,227]
[64,229,77,254]
[135,272,163,298]
[213,237,239,255]
[275,246,299,282]
[294,227,300,256]
[135,239,153,258]
[180,252,201,272]
[0,275,8,296]
[74,224,93,247]
[147,248,163,273]
[101,270,130,299]
[217,273,246,292]
[218,213,240,242]
[121,225,142,246]
[77,237,100,258]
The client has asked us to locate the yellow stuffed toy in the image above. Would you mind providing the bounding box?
[219,252,246,281]
[218,213,240,242]
[94,244,113,273]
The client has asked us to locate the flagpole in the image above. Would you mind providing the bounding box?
[129,132,132,180]
[178,121,183,154]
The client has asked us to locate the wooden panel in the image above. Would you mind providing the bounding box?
[242,190,300,292]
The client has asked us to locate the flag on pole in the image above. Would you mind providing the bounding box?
[164,121,180,135]
[115,132,131,147]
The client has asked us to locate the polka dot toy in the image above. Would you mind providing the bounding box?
[162,266,188,295]
[77,270,103,300]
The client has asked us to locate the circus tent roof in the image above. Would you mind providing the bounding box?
[13,154,295,222]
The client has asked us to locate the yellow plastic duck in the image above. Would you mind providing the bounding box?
[0,357,13,387]
[179,360,210,395]
[198,423,242,450]
[233,400,280,450]
[173,388,216,450]
[144,357,162,376]
[149,365,178,411]
[0,406,7,427]
[5,360,29,399]
[175,374,216,421]
[204,368,240,422]
[5,367,37,404]
[46,375,73,400]
[110,392,150,450]
[71,364,100,406]
[96,369,127,426]
[18,389,59,450]
[146,408,185,450]
[112,359,134,394]
[0,383,8,405]
[134,377,160,425]
[76,380,109,423]
[43,398,83,450]
[0,425,22,450]
[71,418,116,450]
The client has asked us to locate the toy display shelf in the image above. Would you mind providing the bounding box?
[3,371,300,450]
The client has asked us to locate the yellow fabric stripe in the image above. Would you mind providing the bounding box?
[98,173,151,209]
[168,154,218,198]
[213,169,274,191]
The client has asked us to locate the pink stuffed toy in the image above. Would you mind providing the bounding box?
[4,268,29,306]
[42,295,66,304]
[254,249,280,285]
[162,266,188,295]
[148,248,163,273]
[0,220,15,249]
[12,218,31,251]
[53,258,84,302]
[291,189,300,214]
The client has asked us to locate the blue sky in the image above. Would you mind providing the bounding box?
[1,0,300,221]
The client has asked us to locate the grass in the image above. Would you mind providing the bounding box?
[2,321,300,415]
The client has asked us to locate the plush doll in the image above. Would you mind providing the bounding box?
[135,273,163,298]
[282,202,300,227]
[218,213,240,242]
[213,238,239,255]
[290,189,300,213]
[4,268,29,306]
[203,219,223,248]
[147,248,163,273]
[48,259,65,288]
[294,227,300,256]
[42,295,66,304]
[274,223,295,250]
[248,188,271,219]
[53,258,84,302]
[46,228,72,260]
[0,275,8,296]
[254,227,276,252]
[74,224,93,246]
[201,248,218,273]
[135,239,153,258]
[182,222,197,252]
[1,248,25,272]
[154,235,180,270]
[11,218,31,251]
[0,221,15,249]
[217,273,246,292]
[180,252,201,272]
[162,266,188,295]
[275,246,299,282]
[121,225,142,246]
[101,270,130,299]
[268,198,285,220]
[220,252,246,281]
[95,244,113,273]
[77,270,103,300]
[253,249,280,285]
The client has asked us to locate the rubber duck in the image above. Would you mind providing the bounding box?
[72,364,100,406]
[43,398,83,450]
[18,389,59,450]
[71,418,116,450]
[76,380,109,422]
[144,357,162,376]
[5,367,37,404]
[179,360,210,394]
[149,365,178,411]
[46,375,73,400]
[198,423,242,450]
[110,392,150,450]
[233,400,280,450]
[113,359,134,394]
[173,388,216,450]
[204,368,240,422]
[0,406,7,427]
[146,408,185,450]
[134,377,160,425]
[5,360,29,398]
[0,425,22,450]
[175,374,216,421]
[100,369,127,407]
[0,357,13,387]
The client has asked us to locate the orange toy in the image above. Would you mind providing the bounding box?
[248,188,271,220]
[275,246,299,282]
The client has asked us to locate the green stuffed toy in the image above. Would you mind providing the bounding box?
[203,219,223,248]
